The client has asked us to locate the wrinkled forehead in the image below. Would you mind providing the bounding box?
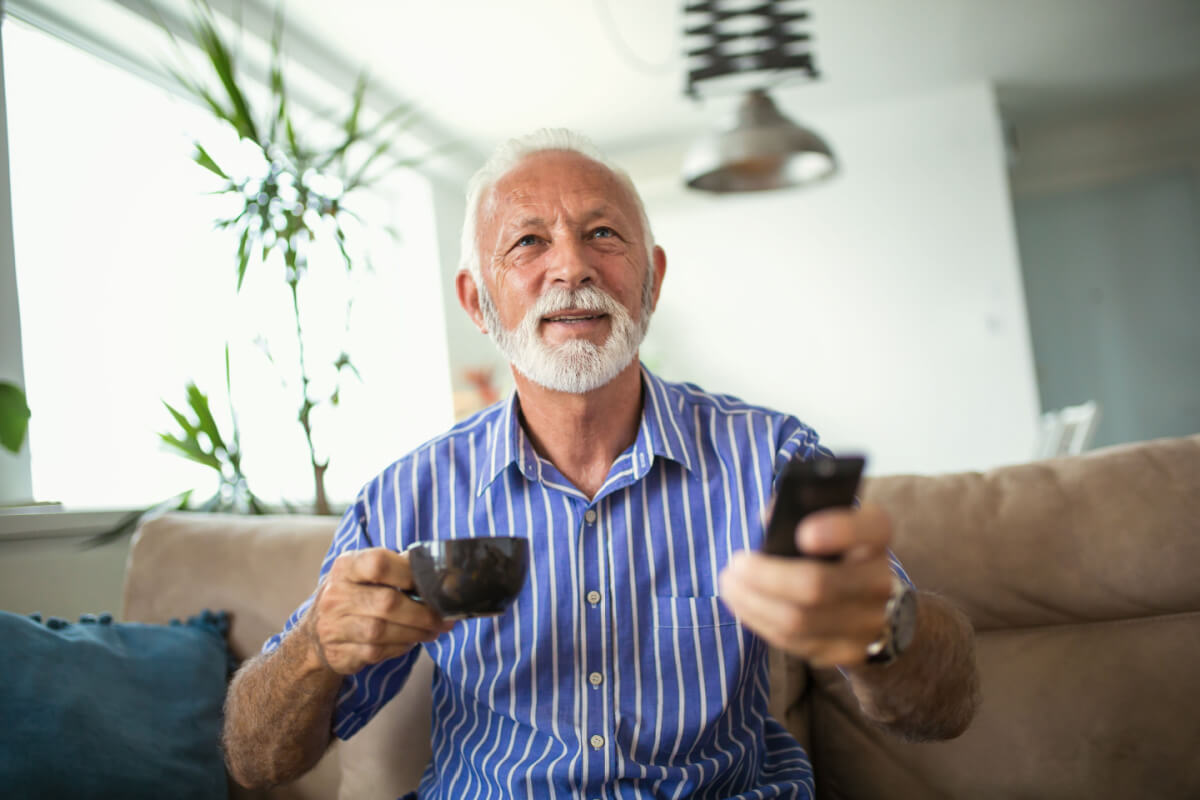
[481,150,639,230]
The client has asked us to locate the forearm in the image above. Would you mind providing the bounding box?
[844,591,980,741]
[222,621,343,788]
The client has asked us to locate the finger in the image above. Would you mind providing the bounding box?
[343,583,454,634]
[320,639,420,674]
[719,566,884,661]
[333,548,416,590]
[724,550,893,607]
[312,602,453,674]
[796,503,892,561]
[333,614,450,648]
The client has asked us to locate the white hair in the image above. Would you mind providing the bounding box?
[458,128,656,282]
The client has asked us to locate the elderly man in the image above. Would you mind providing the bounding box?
[223,129,979,798]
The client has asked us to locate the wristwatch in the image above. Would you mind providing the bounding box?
[865,576,917,665]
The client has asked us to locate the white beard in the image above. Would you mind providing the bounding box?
[478,276,654,394]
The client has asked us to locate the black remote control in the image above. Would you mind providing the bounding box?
[763,455,865,559]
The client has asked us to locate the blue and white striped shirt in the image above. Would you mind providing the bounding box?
[268,366,857,798]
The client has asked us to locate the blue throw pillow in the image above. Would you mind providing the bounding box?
[0,609,232,800]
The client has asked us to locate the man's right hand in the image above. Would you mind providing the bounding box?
[301,547,455,676]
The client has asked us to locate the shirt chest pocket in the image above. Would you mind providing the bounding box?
[616,595,746,764]
[653,594,739,631]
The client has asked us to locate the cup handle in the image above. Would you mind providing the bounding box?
[400,542,425,604]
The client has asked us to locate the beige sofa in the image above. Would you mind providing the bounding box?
[123,434,1200,799]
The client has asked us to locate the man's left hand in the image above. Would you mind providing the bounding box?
[718,503,896,668]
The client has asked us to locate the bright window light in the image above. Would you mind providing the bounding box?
[4,19,453,510]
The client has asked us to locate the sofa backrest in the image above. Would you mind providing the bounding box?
[806,434,1200,799]
[123,434,1200,800]
[123,512,344,800]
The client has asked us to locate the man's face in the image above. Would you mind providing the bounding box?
[471,150,662,394]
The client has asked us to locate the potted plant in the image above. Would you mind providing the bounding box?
[158,2,425,515]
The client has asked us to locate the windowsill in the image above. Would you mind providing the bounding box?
[0,506,138,543]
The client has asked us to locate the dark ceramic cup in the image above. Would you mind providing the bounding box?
[403,536,529,620]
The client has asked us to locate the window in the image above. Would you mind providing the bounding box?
[3,18,453,510]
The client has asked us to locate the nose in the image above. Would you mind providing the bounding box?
[545,236,596,289]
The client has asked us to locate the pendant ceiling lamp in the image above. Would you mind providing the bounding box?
[682,0,836,193]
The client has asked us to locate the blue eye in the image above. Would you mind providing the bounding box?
[516,234,538,247]
[591,227,616,239]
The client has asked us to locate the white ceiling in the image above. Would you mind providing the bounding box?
[273,0,1200,164]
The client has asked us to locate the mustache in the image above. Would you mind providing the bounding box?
[529,285,623,320]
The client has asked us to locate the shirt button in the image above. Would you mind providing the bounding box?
[584,509,597,524]
[586,590,601,606]
[588,672,603,687]
[590,734,605,750]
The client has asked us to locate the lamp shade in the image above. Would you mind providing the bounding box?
[683,89,837,193]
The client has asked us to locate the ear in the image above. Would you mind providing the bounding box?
[456,270,489,334]
[649,245,667,311]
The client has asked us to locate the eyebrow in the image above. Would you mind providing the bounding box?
[507,215,547,231]
[504,207,623,233]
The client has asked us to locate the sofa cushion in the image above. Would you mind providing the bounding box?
[861,434,1200,631]
[807,435,1200,799]
[0,609,231,800]
[809,611,1200,799]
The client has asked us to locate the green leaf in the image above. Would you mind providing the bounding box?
[285,116,301,161]
[162,400,198,438]
[159,432,221,470]
[236,227,251,291]
[315,76,375,171]
[352,103,415,155]
[343,73,367,141]
[186,383,228,453]
[180,75,239,132]
[189,5,259,142]
[344,137,394,192]
[193,143,229,179]
[0,381,32,454]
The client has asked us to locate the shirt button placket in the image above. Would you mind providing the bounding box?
[584,508,601,610]
[582,504,607,782]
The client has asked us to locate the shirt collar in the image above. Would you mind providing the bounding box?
[476,391,524,497]
[475,364,699,497]
[636,364,698,477]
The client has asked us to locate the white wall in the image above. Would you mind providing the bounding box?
[624,82,1040,476]
[0,535,130,619]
